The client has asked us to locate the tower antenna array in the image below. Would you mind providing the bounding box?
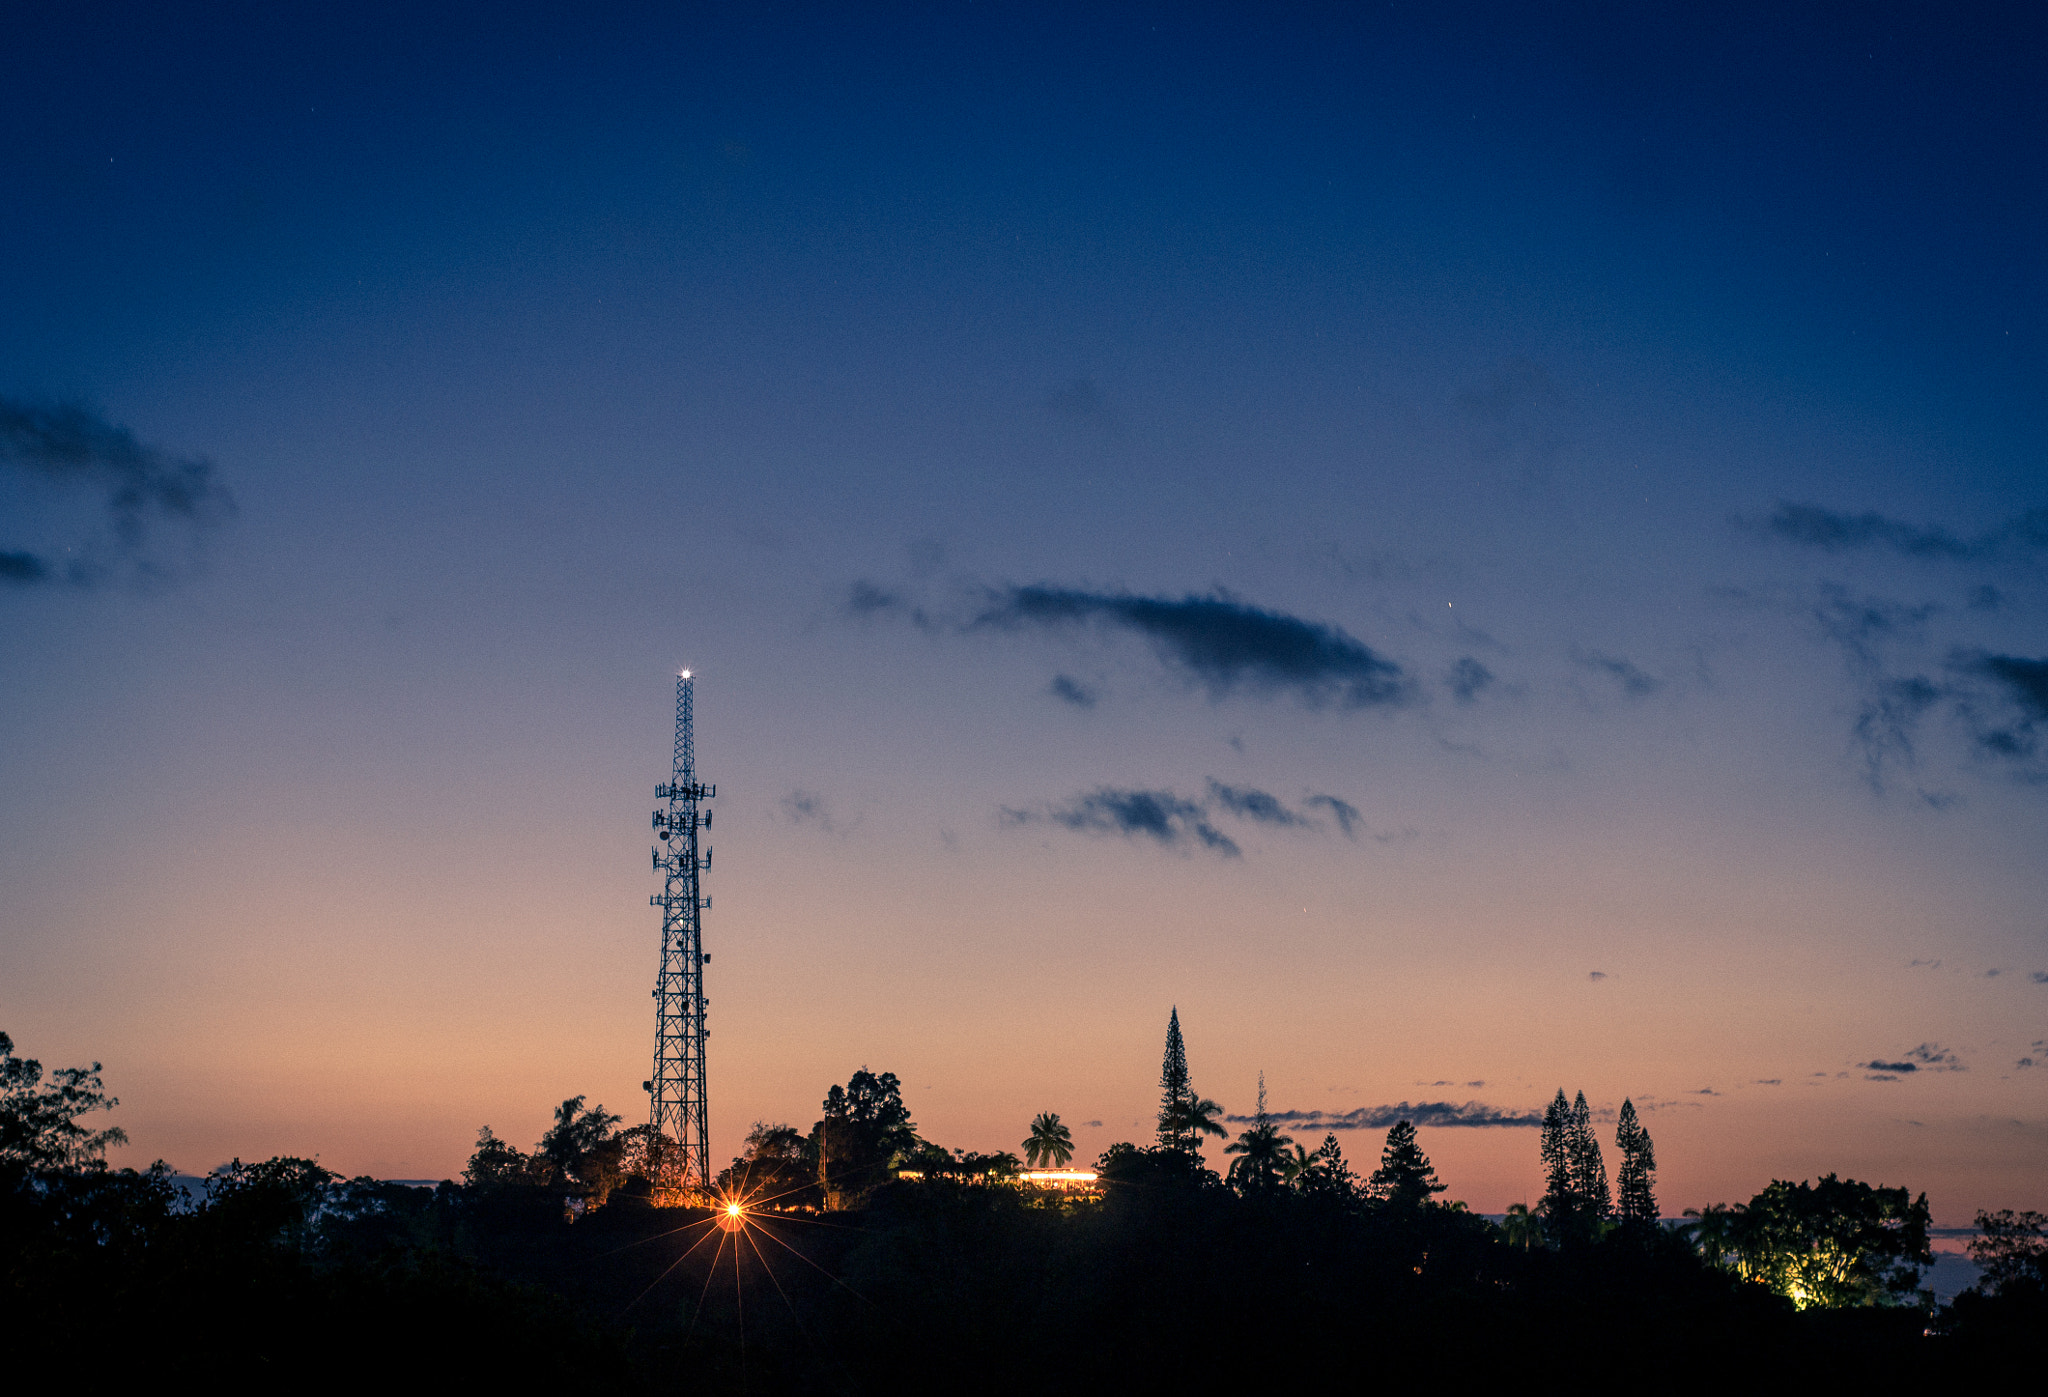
[648,669,715,1193]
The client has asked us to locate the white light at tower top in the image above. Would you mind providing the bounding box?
[680,668,691,679]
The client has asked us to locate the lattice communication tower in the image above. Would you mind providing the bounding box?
[647,670,714,1193]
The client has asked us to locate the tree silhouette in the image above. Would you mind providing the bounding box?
[1365,1120,1446,1210]
[1293,1132,1359,1203]
[1023,1112,1075,1168]
[1614,1098,1658,1229]
[536,1096,626,1202]
[1502,1202,1544,1249]
[1567,1091,1611,1223]
[1156,1007,1192,1151]
[1968,1210,2048,1295]
[1166,1093,1227,1163]
[463,1126,542,1188]
[1224,1073,1293,1196]
[0,1030,127,1173]
[813,1067,917,1207]
[1538,1088,1573,1230]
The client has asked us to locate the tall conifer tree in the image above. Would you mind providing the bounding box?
[1538,1088,1573,1224]
[1365,1120,1446,1209]
[1568,1090,1612,1221]
[1614,1098,1658,1228]
[1156,1007,1192,1151]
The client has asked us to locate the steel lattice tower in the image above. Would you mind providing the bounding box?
[648,670,714,1193]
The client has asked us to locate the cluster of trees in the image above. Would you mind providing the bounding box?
[711,1067,1033,1211]
[1089,1011,1462,1219]
[463,1097,689,1210]
[10,1025,2048,1387]
[1530,1089,1658,1244]
[1,1032,640,1382]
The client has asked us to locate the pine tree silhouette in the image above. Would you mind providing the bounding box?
[1568,1090,1612,1222]
[1365,1120,1446,1209]
[1614,1098,1658,1229]
[1538,1088,1573,1227]
[1156,1007,1191,1151]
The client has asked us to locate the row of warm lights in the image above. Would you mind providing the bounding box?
[892,1169,1099,1179]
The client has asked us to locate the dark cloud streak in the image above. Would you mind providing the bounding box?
[1240,1101,1544,1129]
[1048,674,1098,708]
[973,585,1413,710]
[1206,779,1308,827]
[1573,649,1659,698]
[0,396,235,587]
[1303,793,1360,838]
[1005,787,1240,858]
[1758,501,2048,559]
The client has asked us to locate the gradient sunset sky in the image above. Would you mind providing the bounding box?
[3,3,2043,1220]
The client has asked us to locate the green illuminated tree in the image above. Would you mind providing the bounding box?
[1365,1120,1446,1210]
[1614,1098,1658,1229]
[1023,1112,1075,1168]
[1692,1175,1931,1307]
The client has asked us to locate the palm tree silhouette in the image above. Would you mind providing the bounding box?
[1225,1118,1294,1194]
[1224,1074,1292,1193]
[1022,1112,1075,1168]
[1503,1202,1543,1249]
[1164,1095,1227,1160]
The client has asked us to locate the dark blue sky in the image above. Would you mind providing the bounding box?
[3,3,2043,1213]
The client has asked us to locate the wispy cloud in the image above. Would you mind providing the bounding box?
[1003,778,1372,859]
[1,396,236,587]
[1799,587,2048,792]
[1755,501,2048,559]
[781,789,838,833]
[1303,794,1361,838]
[844,580,933,631]
[1446,656,1496,703]
[1044,376,1115,430]
[1206,779,1310,827]
[1572,648,1660,698]
[1004,787,1240,858]
[972,585,1414,709]
[1951,652,2048,769]
[1242,1101,1544,1129]
[1863,1043,1966,1080]
[1048,674,1099,708]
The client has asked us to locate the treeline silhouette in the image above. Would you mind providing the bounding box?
[5,1025,2042,1392]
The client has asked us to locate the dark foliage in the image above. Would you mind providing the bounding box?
[812,1067,918,1208]
[3,1033,2030,1390]
[1614,1099,1658,1230]
[1365,1120,1446,1209]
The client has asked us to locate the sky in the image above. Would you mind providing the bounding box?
[2,2,2043,1221]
